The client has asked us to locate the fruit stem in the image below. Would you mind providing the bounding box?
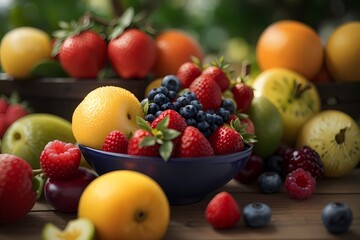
[335,128,347,144]
[33,169,44,176]
[294,82,312,98]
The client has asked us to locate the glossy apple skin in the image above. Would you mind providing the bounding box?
[234,154,264,184]
[44,167,97,213]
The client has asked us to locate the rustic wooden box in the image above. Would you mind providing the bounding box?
[0,77,152,121]
[0,77,359,123]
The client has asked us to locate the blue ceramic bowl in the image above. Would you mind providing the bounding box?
[79,144,253,205]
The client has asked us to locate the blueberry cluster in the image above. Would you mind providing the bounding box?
[143,75,235,137]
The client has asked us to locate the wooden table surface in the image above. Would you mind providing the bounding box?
[1,169,359,240]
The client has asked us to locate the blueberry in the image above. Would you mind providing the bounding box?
[190,100,203,111]
[162,75,182,92]
[158,86,169,96]
[180,105,197,119]
[217,107,230,122]
[197,121,210,133]
[148,103,160,115]
[322,202,353,234]
[243,202,272,228]
[186,118,197,127]
[258,172,282,194]
[183,91,197,101]
[221,99,235,114]
[144,114,155,123]
[161,102,177,111]
[210,124,218,132]
[205,114,215,125]
[148,88,161,100]
[203,129,212,138]
[196,110,206,122]
[153,93,169,106]
[168,90,177,101]
[155,111,163,117]
[176,96,190,107]
[214,114,224,126]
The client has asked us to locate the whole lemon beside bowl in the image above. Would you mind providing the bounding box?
[72,86,143,150]
[78,170,170,240]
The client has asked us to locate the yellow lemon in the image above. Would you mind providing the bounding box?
[78,170,170,240]
[0,27,52,79]
[72,86,143,149]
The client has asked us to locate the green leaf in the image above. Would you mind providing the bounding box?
[136,116,153,132]
[141,99,149,115]
[163,129,181,140]
[58,21,70,29]
[159,141,173,161]
[109,7,135,40]
[139,136,156,147]
[156,116,169,131]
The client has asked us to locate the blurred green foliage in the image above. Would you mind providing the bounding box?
[1,0,359,68]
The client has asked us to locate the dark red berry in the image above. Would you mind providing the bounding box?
[234,154,264,184]
[285,168,316,200]
[283,145,324,181]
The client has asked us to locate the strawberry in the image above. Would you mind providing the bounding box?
[189,75,222,111]
[151,110,187,133]
[53,17,107,79]
[0,154,37,224]
[176,60,202,88]
[226,113,255,134]
[175,126,214,157]
[205,191,241,229]
[202,56,231,92]
[202,66,230,92]
[209,123,244,155]
[40,140,81,180]
[5,103,29,126]
[0,97,9,113]
[209,118,256,155]
[102,130,129,154]
[108,28,156,79]
[232,81,254,113]
[128,116,181,161]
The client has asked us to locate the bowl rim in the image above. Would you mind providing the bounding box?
[78,144,253,164]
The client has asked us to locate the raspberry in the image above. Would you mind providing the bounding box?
[40,140,81,180]
[283,145,324,181]
[102,130,128,154]
[285,168,316,200]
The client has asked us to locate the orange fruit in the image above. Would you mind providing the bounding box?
[78,170,170,240]
[256,20,323,80]
[151,30,203,78]
[72,86,143,149]
[325,21,360,82]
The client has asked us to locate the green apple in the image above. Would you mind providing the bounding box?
[248,96,283,158]
[1,113,76,169]
[42,218,95,240]
[252,68,321,145]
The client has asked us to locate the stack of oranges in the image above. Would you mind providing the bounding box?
[255,20,360,83]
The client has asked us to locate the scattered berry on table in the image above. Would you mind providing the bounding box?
[205,191,241,229]
[102,130,129,154]
[258,171,282,194]
[285,168,316,200]
[0,154,37,224]
[243,202,272,228]
[283,145,324,181]
[40,140,81,180]
[322,202,353,234]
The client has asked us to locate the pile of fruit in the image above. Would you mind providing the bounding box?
[1,9,359,239]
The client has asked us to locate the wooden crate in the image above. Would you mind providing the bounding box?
[1,76,359,123]
[0,77,152,121]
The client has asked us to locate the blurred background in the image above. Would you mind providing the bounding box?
[0,0,359,69]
